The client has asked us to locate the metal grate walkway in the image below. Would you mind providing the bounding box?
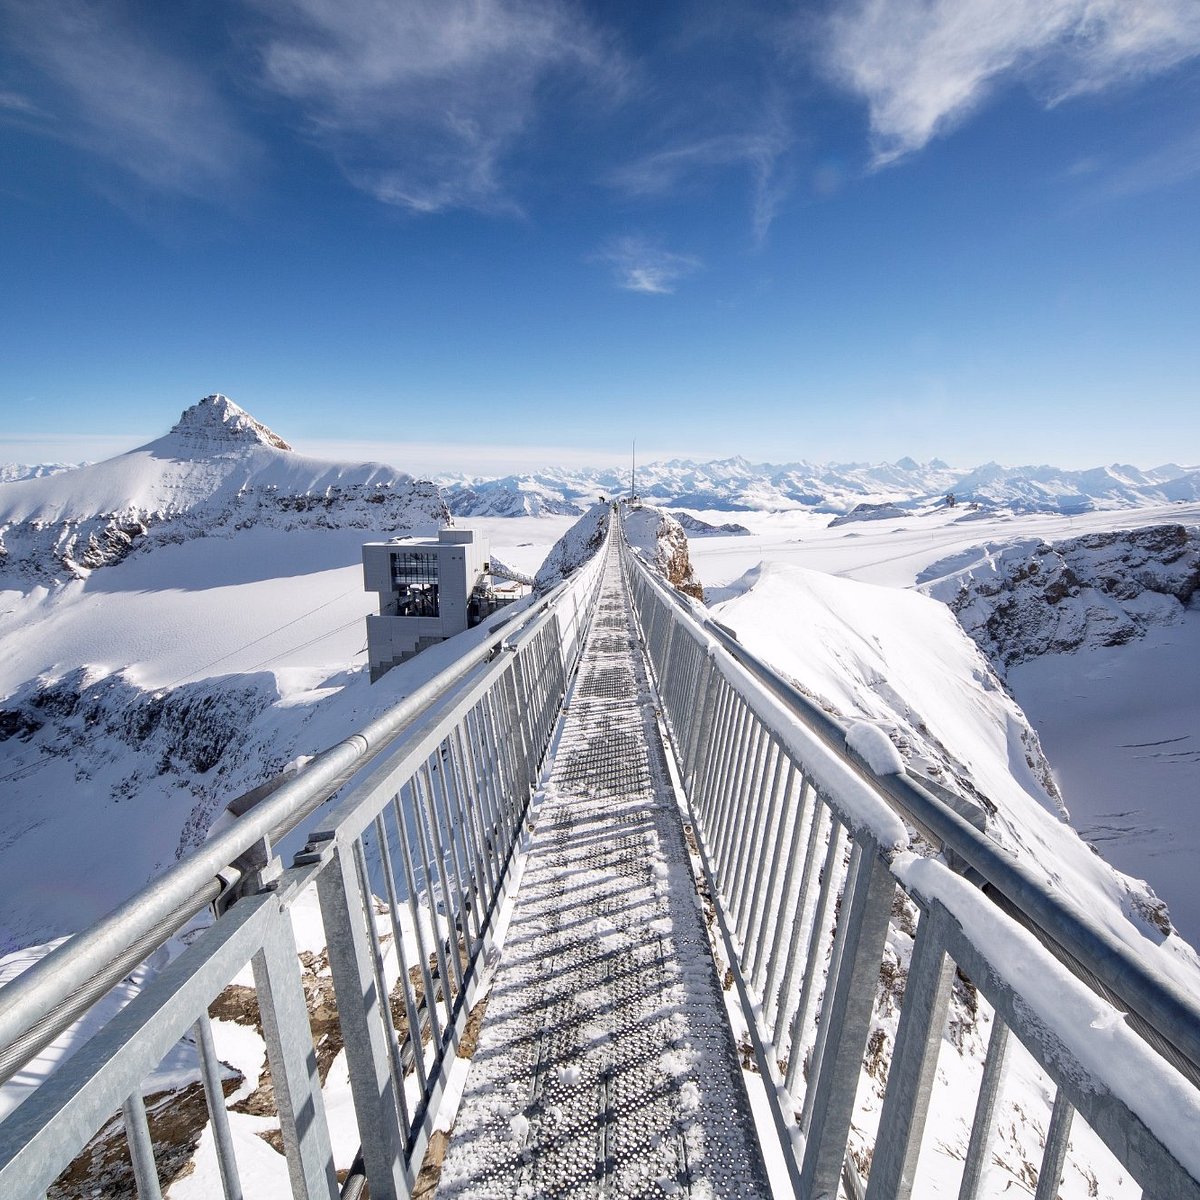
[436,540,770,1199]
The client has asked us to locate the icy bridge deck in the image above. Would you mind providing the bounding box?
[436,543,770,1198]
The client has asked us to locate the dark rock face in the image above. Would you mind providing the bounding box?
[669,511,751,537]
[940,525,1200,670]
[170,393,292,451]
[828,501,907,527]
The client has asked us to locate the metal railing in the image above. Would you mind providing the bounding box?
[621,528,1200,1200]
[0,524,607,1200]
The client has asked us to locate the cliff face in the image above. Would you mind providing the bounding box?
[622,505,704,600]
[920,524,1200,671]
[533,503,609,593]
[0,395,449,583]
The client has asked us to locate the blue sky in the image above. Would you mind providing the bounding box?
[1,0,1198,474]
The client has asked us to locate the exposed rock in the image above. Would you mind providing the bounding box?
[669,511,751,536]
[623,505,704,600]
[170,394,292,452]
[921,524,1200,671]
[827,501,907,527]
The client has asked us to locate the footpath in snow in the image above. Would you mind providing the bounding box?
[436,541,768,1198]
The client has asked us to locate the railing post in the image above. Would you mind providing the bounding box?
[799,840,895,1200]
[865,903,955,1200]
[315,839,409,1200]
[957,1014,1011,1200]
[252,902,339,1200]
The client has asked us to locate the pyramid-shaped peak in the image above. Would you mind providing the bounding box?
[168,394,292,451]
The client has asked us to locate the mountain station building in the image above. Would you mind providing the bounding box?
[362,527,520,681]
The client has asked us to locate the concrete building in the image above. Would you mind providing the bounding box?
[362,527,515,681]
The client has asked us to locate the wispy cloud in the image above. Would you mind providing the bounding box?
[825,0,1200,165]
[248,0,626,214]
[597,236,701,295]
[0,0,256,197]
[610,110,791,244]
[0,90,45,118]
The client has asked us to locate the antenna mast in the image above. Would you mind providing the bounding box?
[631,440,636,502]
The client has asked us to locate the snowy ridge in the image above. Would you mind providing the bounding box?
[0,395,448,581]
[710,562,1198,967]
[533,502,609,593]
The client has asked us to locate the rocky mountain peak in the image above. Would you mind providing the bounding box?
[168,395,292,452]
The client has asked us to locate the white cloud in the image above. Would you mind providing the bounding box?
[0,90,43,117]
[0,0,256,196]
[248,0,626,213]
[825,0,1200,165]
[597,236,701,295]
[611,119,791,244]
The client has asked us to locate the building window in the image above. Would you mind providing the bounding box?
[391,550,440,617]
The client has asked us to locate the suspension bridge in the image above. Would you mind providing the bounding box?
[1,510,1198,1199]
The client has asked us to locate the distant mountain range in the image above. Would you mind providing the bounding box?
[437,456,1200,518]
[5,412,1198,532]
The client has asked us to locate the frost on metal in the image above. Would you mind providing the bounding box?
[437,544,768,1198]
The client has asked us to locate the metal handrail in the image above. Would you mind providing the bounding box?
[0,567,586,1082]
[0,517,610,1200]
[619,521,1200,1198]
[621,532,1200,1084]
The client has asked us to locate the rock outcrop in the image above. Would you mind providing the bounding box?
[622,504,704,600]
[920,524,1200,670]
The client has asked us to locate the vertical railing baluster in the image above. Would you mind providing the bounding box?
[1033,1089,1075,1200]
[746,762,801,990]
[375,810,428,1097]
[795,833,863,1111]
[799,842,896,1200]
[775,807,839,1054]
[865,904,955,1200]
[394,790,444,1052]
[719,719,766,914]
[194,1012,244,1200]
[731,734,780,939]
[691,674,730,825]
[410,769,458,1027]
[958,1012,1011,1200]
[123,1091,163,1200]
[445,730,490,936]
[710,698,751,883]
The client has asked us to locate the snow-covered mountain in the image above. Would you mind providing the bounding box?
[0,394,448,582]
[0,462,82,484]
[439,456,1200,518]
[0,395,460,951]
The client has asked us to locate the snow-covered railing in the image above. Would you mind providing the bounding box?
[0,521,608,1200]
[621,533,1200,1200]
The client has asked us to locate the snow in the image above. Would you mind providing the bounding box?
[3,410,1199,1196]
[846,721,905,774]
[895,851,1200,1182]
[1008,609,1200,946]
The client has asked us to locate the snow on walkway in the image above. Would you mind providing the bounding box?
[437,541,769,1199]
